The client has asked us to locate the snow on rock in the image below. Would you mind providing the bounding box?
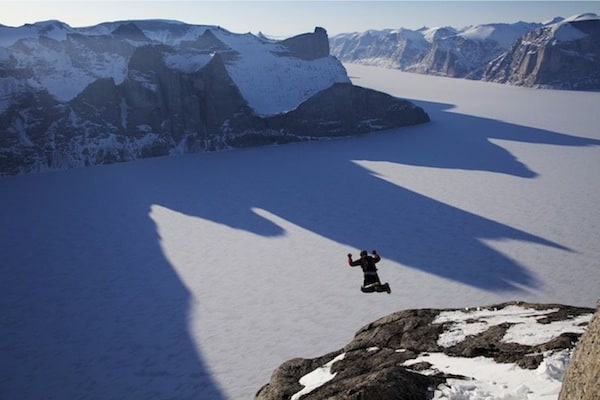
[164,52,213,73]
[550,13,599,42]
[434,305,592,347]
[211,28,349,116]
[406,350,572,400]
[459,22,540,47]
[290,353,346,400]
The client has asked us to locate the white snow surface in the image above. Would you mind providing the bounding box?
[291,353,346,400]
[1,64,599,400]
[549,12,599,42]
[434,305,592,348]
[405,349,572,400]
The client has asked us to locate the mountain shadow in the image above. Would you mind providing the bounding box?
[0,170,227,399]
[150,99,598,291]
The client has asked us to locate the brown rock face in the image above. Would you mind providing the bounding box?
[558,300,600,400]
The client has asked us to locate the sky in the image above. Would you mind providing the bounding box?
[1,1,599,37]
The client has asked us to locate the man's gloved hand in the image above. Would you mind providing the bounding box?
[372,250,377,255]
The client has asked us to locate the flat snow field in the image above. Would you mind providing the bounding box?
[1,64,599,399]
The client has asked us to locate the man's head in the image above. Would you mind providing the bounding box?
[360,250,368,258]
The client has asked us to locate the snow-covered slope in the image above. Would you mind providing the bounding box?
[1,65,599,399]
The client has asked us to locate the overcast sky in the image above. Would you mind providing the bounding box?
[1,1,599,37]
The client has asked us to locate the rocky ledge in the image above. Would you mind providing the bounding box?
[256,301,596,400]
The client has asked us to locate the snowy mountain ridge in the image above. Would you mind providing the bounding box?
[330,19,545,77]
[0,19,348,114]
[330,13,600,88]
[0,20,429,175]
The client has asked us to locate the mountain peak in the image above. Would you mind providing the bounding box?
[111,21,149,41]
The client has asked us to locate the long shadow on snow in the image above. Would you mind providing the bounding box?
[0,169,227,399]
[157,99,599,292]
[391,99,600,178]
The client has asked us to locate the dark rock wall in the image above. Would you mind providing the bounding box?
[281,27,330,60]
[558,300,600,400]
[483,19,600,89]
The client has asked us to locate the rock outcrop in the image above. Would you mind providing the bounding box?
[280,27,330,60]
[256,302,594,400]
[558,300,600,400]
[266,83,429,137]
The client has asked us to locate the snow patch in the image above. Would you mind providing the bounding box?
[550,13,599,42]
[459,22,540,47]
[291,353,346,400]
[434,305,592,347]
[502,313,592,346]
[405,350,572,400]
[164,52,213,73]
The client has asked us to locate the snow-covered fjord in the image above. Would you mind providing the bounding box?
[1,65,599,400]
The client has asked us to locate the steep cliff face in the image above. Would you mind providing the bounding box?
[331,14,600,89]
[483,14,600,89]
[280,27,330,60]
[559,301,600,400]
[266,83,429,137]
[0,21,429,175]
[330,22,541,79]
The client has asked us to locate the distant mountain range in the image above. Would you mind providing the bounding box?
[330,13,600,90]
[0,21,428,175]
